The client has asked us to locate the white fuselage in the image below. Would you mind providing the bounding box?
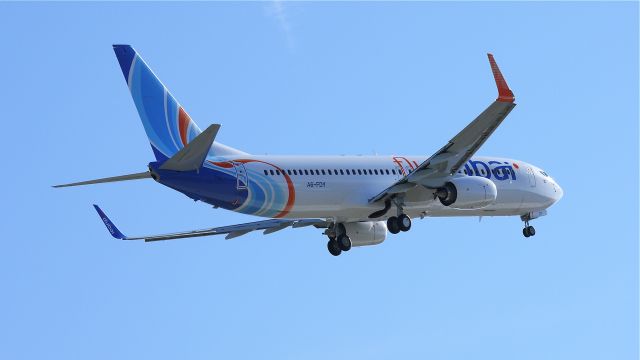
[214,155,563,222]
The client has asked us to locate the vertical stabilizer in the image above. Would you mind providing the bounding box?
[112,45,247,161]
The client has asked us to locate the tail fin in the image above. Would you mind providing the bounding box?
[112,45,246,161]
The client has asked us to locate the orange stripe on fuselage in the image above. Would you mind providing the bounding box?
[235,159,295,218]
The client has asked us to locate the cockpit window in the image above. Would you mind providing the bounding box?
[539,170,549,177]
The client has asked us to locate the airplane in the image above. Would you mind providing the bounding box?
[55,45,564,256]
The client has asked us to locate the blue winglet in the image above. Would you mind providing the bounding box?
[93,205,127,239]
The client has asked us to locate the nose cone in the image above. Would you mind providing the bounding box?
[552,181,564,203]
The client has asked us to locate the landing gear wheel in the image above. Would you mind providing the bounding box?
[327,240,342,256]
[527,226,535,237]
[398,214,412,232]
[387,216,400,234]
[522,226,536,238]
[337,234,352,251]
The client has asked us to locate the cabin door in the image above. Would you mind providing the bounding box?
[230,161,248,190]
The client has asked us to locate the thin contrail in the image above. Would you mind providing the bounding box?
[267,0,294,49]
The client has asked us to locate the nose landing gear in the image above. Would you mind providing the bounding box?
[522,218,536,238]
[523,224,536,237]
[520,212,544,238]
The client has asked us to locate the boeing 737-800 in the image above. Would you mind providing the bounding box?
[55,45,563,256]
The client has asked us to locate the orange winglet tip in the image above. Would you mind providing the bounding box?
[487,53,515,103]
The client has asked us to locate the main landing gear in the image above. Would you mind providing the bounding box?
[326,224,352,256]
[387,214,412,234]
[387,196,412,235]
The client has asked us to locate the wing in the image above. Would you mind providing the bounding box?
[93,205,328,241]
[369,53,516,204]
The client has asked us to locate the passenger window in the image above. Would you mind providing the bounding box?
[328,169,332,175]
[276,170,281,176]
[346,169,350,175]
[321,169,326,175]
[352,169,356,175]
[270,170,275,175]
[304,170,309,175]
[340,169,344,175]
[315,170,320,175]
[374,169,379,175]
[293,169,298,175]
[287,170,292,175]
[334,169,338,174]
[264,170,268,175]
[385,169,390,175]
[368,169,373,175]
[357,169,362,175]
[392,169,397,175]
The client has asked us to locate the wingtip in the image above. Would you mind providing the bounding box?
[93,204,127,239]
[487,53,515,103]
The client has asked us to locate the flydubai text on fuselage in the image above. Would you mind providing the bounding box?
[56,45,563,256]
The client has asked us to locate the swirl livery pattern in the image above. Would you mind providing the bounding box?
[113,45,201,161]
[207,160,295,218]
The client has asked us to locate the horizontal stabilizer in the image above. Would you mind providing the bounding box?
[53,171,151,188]
[159,124,220,172]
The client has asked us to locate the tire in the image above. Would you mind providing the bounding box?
[398,214,412,232]
[387,216,400,234]
[337,234,352,251]
[523,227,530,238]
[527,226,536,237]
[327,240,342,256]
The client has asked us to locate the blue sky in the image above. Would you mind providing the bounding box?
[1,2,637,359]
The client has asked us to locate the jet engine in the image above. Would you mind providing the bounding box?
[435,176,497,209]
[343,221,387,247]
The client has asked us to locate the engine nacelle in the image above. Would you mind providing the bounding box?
[344,221,387,247]
[436,176,497,209]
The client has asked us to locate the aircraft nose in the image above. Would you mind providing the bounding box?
[552,181,564,203]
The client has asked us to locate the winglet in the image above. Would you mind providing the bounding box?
[487,53,515,103]
[93,205,127,239]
